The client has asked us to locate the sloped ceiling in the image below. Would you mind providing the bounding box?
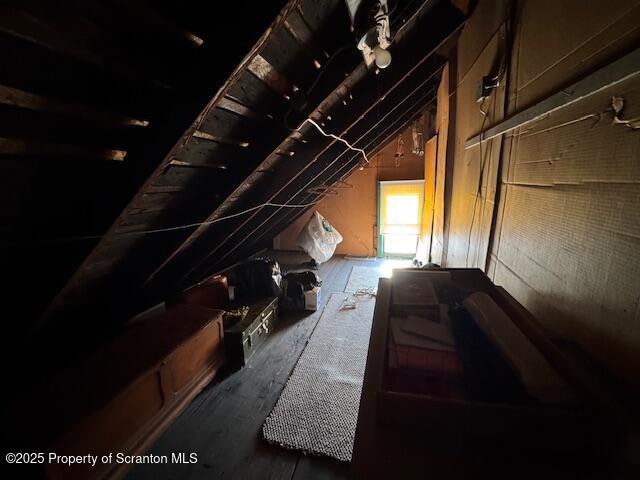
[2,0,468,367]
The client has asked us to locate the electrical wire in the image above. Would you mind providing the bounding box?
[465,0,516,268]
[27,117,371,246]
[340,287,377,310]
[465,96,491,268]
[300,117,370,164]
[611,96,640,129]
[26,201,321,245]
[307,43,353,96]
[22,3,423,252]
[283,42,353,131]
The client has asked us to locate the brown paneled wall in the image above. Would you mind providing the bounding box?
[444,0,640,394]
[273,116,430,256]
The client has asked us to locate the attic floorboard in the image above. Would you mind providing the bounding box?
[128,251,383,480]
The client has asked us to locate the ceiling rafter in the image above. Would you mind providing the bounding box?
[236,87,440,265]
[195,72,441,279]
[153,2,464,292]
[189,67,442,280]
[38,0,304,329]
[36,0,469,332]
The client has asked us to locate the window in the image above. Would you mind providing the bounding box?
[378,180,424,257]
[386,194,420,230]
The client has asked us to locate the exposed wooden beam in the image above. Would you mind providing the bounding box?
[108,0,206,48]
[0,84,149,128]
[256,92,439,253]
[144,0,455,285]
[200,71,441,275]
[247,54,293,97]
[168,159,227,169]
[171,3,464,285]
[0,137,126,161]
[192,129,250,148]
[37,0,304,330]
[197,82,438,278]
[0,7,169,91]
[218,96,265,120]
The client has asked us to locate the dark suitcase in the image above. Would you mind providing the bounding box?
[225,296,279,368]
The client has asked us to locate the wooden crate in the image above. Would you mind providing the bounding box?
[352,270,626,478]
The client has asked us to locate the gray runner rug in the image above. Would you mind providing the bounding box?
[262,290,377,462]
[344,265,381,293]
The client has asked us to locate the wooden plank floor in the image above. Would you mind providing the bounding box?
[128,252,383,480]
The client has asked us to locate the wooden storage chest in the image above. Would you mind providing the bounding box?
[34,305,226,480]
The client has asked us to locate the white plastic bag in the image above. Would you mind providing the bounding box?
[297,211,343,263]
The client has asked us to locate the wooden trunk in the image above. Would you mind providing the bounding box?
[174,278,279,369]
[225,297,279,369]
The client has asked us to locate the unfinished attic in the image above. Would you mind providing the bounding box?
[2,0,640,478]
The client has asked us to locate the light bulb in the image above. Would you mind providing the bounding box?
[373,45,391,69]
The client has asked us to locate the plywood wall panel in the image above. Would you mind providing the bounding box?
[431,65,449,265]
[272,166,376,256]
[444,3,507,268]
[492,180,640,390]
[512,0,640,112]
[448,0,640,392]
[420,135,438,262]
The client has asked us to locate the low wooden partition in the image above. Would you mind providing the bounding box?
[32,304,225,480]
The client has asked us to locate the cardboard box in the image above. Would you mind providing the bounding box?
[304,286,321,311]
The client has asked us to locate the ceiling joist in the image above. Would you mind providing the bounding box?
[35,0,469,339]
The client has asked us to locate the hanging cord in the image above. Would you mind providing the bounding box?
[23,201,321,245]
[283,42,354,131]
[300,118,370,165]
[306,179,354,196]
[465,1,516,268]
[394,134,405,167]
[306,185,340,195]
[306,44,353,96]
[465,96,491,268]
